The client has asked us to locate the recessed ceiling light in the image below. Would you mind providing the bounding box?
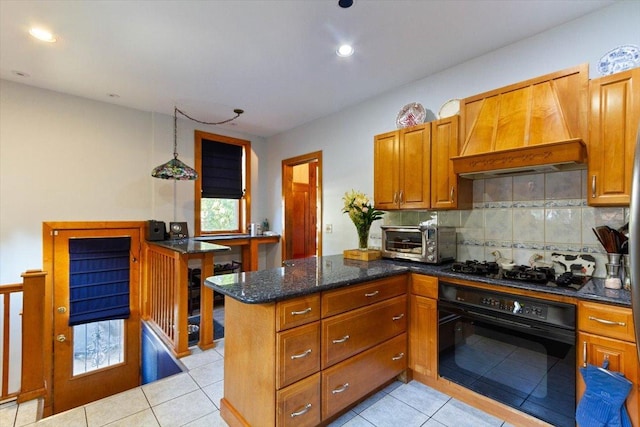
[107,93,120,98]
[29,28,56,43]
[336,44,354,57]
[12,70,30,78]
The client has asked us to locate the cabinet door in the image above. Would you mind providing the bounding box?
[577,332,639,426]
[399,124,431,209]
[408,295,437,379]
[588,67,640,206]
[374,130,400,210]
[431,116,470,209]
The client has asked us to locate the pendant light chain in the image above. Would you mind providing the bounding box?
[175,107,244,126]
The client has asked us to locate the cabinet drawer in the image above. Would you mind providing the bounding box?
[276,322,321,389]
[322,295,407,368]
[410,274,437,298]
[578,301,635,342]
[321,333,407,421]
[276,294,321,331]
[321,275,407,318]
[276,372,321,427]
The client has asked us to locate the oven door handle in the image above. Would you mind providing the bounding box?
[467,310,533,329]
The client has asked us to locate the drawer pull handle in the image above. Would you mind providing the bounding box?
[331,383,350,394]
[364,290,379,297]
[392,352,405,361]
[290,403,312,418]
[332,335,350,344]
[291,307,312,316]
[588,316,626,327]
[392,313,405,321]
[290,349,312,360]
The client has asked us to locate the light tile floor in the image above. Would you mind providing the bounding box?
[1,338,518,427]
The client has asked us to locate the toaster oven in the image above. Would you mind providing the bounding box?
[381,225,456,264]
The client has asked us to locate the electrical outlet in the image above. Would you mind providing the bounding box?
[325,224,333,233]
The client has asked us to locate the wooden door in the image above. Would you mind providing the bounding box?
[373,130,400,210]
[51,227,141,414]
[588,67,640,206]
[291,167,317,259]
[282,152,322,262]
[399,124,431,209]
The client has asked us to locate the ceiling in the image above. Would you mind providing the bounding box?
[0,0,614,138]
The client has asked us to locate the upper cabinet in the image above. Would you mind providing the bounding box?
[453,64,589,178]
[374,117,471,210]
[374,123,431,210]
[588,67,640,206]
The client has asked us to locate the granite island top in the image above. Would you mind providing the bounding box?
[148,238,231,254]
[204,254,631,307]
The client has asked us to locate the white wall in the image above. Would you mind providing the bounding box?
[265,1,640,259]
[0,81,268,283]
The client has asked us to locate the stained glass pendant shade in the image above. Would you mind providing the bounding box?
[152,107,198,180]
[151,106,244,180]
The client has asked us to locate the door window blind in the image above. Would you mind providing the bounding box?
[68,237,131,326]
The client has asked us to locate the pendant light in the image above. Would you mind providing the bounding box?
[151,106,244,180]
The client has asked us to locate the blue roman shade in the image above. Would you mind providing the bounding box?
[201,139,244,199]
[68,237,131,326]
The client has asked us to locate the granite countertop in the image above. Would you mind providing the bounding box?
[149,238,231,254]
[194,233,280,242]
[204,254,632,307]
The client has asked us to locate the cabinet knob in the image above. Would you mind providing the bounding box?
[56,334,67,342]
[392,313,405,321]
[290,349,312,360]
[591,175,597,199]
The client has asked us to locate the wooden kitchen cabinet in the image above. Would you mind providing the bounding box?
[588,67,640,206]
[577,301,638,426]
[430,116,472,210]
[221,276,408,426]
[374,118,471,210]
[374,124,431,210]
[408,274,438,382]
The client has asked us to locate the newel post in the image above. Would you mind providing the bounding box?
[18,269,47,403]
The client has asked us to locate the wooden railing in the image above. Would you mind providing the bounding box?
[0,270,47,403]
[144,245,190,357]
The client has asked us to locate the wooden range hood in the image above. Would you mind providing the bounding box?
[452,64,589,179]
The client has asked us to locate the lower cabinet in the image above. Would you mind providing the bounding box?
[221,275,408,427]
[408,274,438,381]
[577,301,638,427]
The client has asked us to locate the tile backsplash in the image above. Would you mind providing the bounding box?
[377,170,629,278]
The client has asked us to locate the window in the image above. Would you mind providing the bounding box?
[194,131,251,235]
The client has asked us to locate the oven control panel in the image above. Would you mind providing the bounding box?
[439,281,576,329]
[478,296,548,320]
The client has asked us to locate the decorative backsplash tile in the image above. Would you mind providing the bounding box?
[382,170,629,278]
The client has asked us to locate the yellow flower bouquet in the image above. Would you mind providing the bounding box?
[342,190,384,250]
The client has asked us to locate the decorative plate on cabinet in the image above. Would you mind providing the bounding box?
[598,44,640,75]
[438,99,460,119]
[396,102,426,128]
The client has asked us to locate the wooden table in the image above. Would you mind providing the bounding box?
[194,234,280,272]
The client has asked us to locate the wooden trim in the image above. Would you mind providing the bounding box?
[281,151,323,262]
[18,270,48,403]
[194,130,251,236]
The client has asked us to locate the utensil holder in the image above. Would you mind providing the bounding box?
[604,258,622,289]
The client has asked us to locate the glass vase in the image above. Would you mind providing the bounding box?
[357,223,371,251]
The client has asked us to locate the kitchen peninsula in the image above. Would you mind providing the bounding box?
[206,255,635,427]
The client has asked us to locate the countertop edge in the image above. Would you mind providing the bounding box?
[204,255,631,307]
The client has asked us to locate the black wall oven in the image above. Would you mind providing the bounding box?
[437,281,576,427]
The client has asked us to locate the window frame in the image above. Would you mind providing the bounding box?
[194,130,251,236]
